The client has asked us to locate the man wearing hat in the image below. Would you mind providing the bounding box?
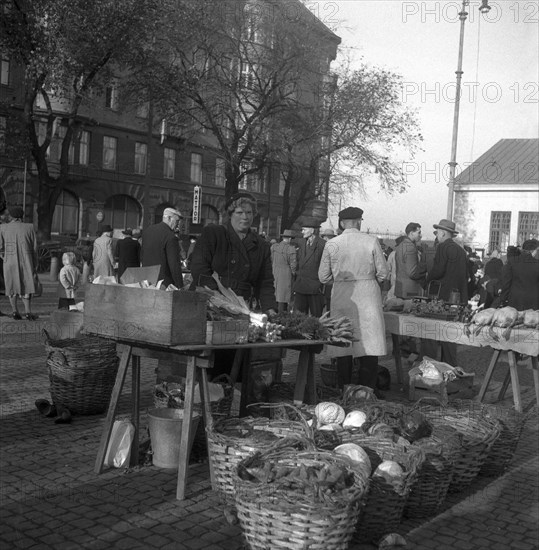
[271,229,297,313]
[141,207,184,288]
[320,227,336,312]
[319,207,388,391]
[92,224,115,279]
[423,218,468,366]
[293,217,326,317]
[115,228,141,280]
[0,206,39,320]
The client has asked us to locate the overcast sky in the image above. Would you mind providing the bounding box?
[315,0,539,236]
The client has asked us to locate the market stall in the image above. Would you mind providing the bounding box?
[383,311,539,412]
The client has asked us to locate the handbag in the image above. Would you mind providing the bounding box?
[33,273,43,298]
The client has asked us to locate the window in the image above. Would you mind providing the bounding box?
[105,84,119,111]
[52,190,79,235]
[102,136,117,170]
[0,116,6,152]
[136,101,149,118]
[190,153,202,183]
[134,142,147,175]
[240,161,265,193]
[55,126,74,164]
[278,171,286,196]
[1,57,10,86]
[489,211,511,252]
[215,158,225,187]
[276,215,282,235]
[517,211,539,243]
[163,147,175,179]
[79,130,90,165]
[103,194,141,229]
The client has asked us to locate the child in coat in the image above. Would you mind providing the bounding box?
[58,252,81,309]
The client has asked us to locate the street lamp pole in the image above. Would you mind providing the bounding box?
[447,0,491,220]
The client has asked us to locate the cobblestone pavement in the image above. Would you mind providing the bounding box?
[0,275,537,549]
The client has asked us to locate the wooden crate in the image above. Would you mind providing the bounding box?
[205,320,249,345]
[83,285,207,346]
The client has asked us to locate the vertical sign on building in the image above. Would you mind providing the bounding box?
[192,185,201,224]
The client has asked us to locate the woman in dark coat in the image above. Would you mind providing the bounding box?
[500,239,539,310]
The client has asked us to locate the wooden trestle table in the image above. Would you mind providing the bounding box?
[93,337,327,500]
[383,312,539,412]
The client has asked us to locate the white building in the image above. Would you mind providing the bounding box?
[453,138,539,254]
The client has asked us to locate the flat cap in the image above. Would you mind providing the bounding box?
[338,207,363,220]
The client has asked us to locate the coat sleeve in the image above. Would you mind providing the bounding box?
[288,245,297,275]
[106,239,115,267]
[373,240,389,283]
[499,262,512,305]
[256,241,277,312]
[188,225,220,289]
[318,243,333,284]
[165,234,184,288]
[427,245,446,282]
[59,268,70,289]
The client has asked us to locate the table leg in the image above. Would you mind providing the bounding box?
[229,349,245,387]
[130,354,141,467]
[391,334,403,384]
[176,355,196,500]
[531,356,539,409]
[507,351,522,413]
[497,368,511,402]
[239,350,251,417]
[294,348,315,405]
[94,345,132,474]
[198,354,216,489]
[477,349,502,403]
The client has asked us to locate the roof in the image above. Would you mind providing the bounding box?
[454,138,539,185]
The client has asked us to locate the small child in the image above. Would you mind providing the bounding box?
[58,252,81,309]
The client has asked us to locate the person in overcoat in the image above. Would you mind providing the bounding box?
[0,206,38,320]
[189,193,276,313]
[319,207,388,391]
[271,229,297,313]
[424,219,468,366]
[394,222,427,299]
[141,208,184,288]
[115,228,141,280]
[293,217,326,317]
[500,239,539,310]
[320,228,336,312]
[92,224,115,279]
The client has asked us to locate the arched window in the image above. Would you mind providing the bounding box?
[52,190,79,235]
[201,204,219,225]
[103,194,141,229]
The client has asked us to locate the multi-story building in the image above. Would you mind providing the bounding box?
[0,0,340,241]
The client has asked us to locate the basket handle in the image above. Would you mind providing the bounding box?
[410,396,447,413]
[248,402,314,441]
[211,373,232,386]
[42,328,51,345]
[341,384,378,407]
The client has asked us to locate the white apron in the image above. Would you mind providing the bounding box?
[318,228,388,358]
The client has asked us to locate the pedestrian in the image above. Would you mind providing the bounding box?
[293,217,326,317]
[320,227,336,312]
[58,251,81,309]
[424,218,468,366]
[478,255,503,308]
[384,235,405,302]
[115,228,141,280]
[500,239,539,310]
[394,223,427,299]
[0,206,39,320]
[141,208,184,289]
[271,229,297,313]
[92,224,115,279]
[319,207,388,392]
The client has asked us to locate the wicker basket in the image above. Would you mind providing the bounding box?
[234,448,369,550]
[207,412,312,501]
[346,436,424,544]
[44,330,119,415]
[418,399,500,493]
[320,363,338,388]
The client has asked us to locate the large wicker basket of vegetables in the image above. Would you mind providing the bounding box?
[234,446,369,550]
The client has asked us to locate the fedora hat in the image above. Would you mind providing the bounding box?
[433,219,459,234]
[122,228,133,236]
[281,229,295,238]
[100,224,113,233]
[301,216,321,228]
[320,228,336,237]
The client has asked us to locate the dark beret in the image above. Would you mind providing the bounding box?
[224,192,257,211]
[338,207,363,220]
[9,206,24,219]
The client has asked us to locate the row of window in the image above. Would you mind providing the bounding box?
[490,211,539,251]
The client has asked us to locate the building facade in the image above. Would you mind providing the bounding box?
[453,138,539,254]
[0,0,340,241]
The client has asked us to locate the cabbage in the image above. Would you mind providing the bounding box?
[399,411,432,442]
[373,460,404,483]
[368,422,395,439]
[314,402,346,426]
[334,443,371,478]
[343,410,367,429]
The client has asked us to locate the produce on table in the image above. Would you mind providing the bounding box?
[314,402,346,427]
[334,443,372,479]
[318,311,356,344]
[343,410,368,429]
[523,309,539,328]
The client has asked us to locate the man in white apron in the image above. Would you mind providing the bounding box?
[319,207,388,391]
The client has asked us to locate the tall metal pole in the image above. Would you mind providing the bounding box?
[446,0,469,220]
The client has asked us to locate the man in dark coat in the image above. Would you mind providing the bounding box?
[141,208,184,288]
[115,228,141,280]
[500,239,539,310]
[394,222,427,299]
[189,193,276,313]
[424,218,468,366]
[293,217,326,317]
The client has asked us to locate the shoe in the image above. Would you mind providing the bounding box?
[54,406,72,424]
[35,398,57,418]
[12,312,22,320]
[24,313,38,321]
